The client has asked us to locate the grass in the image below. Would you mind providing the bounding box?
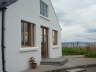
[62,48,87,55]
[62,47,96,57]
[85,51,96,58]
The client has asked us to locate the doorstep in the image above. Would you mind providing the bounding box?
[41,56,68,66]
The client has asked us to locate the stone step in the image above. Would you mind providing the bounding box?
[66,68,86,72]
[40,57,68,66]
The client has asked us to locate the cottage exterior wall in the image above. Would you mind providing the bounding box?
[0,0,62,72]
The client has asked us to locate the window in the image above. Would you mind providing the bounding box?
[53,30,58,45]
[21,20,35,47]
[40,0,48,17]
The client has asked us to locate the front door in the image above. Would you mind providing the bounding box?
[41,27,49,59]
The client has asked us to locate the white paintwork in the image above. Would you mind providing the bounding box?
[0,0,62,72]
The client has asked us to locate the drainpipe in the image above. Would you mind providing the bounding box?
[0,7,7,72]
[0,1,17,72]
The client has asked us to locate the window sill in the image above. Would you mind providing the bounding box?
[52,45,59,49]
[20,47,39,52]
[40,15,50,21]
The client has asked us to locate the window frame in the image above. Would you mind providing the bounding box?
[40,0,48,17]
[21,20,35,48]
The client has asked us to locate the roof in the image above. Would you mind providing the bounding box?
[0,0,17,8]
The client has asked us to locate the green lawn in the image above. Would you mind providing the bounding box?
[62,47,96,57]
[62,48,87,55]
[85,51,96,58]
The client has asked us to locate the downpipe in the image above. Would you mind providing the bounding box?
[0,7,7,72]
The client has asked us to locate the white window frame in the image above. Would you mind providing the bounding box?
[40,0,48,17]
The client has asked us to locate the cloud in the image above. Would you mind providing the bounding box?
[51,0,96,42]
[61,25,87,42]
[87,29,96,33]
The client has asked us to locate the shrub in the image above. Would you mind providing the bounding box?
[85,51,96,58]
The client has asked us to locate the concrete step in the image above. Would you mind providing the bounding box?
[40,56,68,66]
[66,68,86,72]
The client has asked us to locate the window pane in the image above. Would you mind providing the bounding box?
[31,24,35,46]
[40,0,48,17]
[21,23,24,45]
[53,30,58,45]
[21,20,35,47]
[40,0,43,15]
[24,23,28,46]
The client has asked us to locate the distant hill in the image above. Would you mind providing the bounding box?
[62,42,96,47]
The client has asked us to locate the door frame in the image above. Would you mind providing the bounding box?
[41,26,49,59]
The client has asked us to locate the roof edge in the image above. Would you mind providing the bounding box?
[0,0,18,8]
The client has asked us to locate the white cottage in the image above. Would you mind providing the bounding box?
[0,0,62,72]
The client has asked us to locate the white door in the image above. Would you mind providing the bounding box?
[0,11,2,72]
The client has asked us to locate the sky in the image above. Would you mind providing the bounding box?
[51,0,96,42]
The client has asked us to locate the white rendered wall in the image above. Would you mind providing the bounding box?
[5,0,62,72]
[5,0,41,72]
[39,0,62,58]
[0,11,2,72]
[45,0,62,58]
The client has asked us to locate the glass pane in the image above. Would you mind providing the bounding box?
[53,30,58,45]
[40,1,43,15]
[32,24,35,46]
[21,23,24,45]
[40,0,48,17]
[44,29,47,42]
[24,23,28,46]
[46,5,48,17]
[21,21,35,47]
